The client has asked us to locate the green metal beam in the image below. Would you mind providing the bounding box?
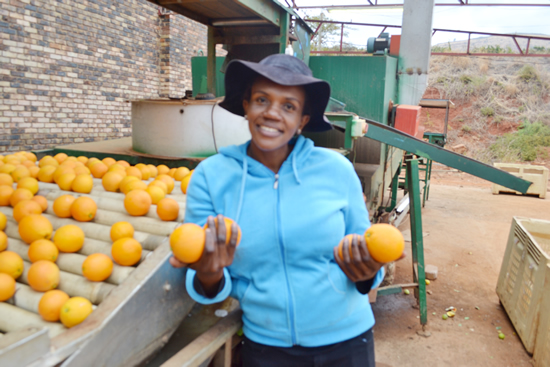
[235,0,281,27]
[360,118,531,194]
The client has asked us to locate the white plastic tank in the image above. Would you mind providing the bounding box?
[131,99,251,158]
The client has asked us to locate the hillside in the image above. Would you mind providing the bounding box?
[420,55,550,167]
[433,35,550,54]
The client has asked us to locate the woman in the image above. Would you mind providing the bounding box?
[170,54,388,366]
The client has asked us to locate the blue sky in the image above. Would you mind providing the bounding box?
[293,1,550,48]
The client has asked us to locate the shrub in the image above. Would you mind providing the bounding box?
[489,121,550,161]
[518,65,539,82]
[480,107,494,117]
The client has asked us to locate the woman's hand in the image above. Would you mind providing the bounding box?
[169,215,239,295]
[333,234,405,283]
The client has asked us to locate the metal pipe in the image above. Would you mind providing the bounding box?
[211,19,270,27]
[512,36,524,55]
[466,33,471,54]
[340,24,344,52]
[298,3,550,9]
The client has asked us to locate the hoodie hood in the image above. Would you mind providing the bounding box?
[218,135,314,222]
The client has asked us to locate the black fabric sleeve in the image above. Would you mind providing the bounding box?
[355,277,375,295]
[193,274,226,299]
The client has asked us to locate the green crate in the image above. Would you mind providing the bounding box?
[496,217,550,354]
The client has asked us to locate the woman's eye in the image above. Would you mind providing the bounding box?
[284,103,295,111]
[255,96,266,104]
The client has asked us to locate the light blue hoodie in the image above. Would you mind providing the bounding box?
[184,135,385,347]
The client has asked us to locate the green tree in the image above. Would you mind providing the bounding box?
[308,13,348,51]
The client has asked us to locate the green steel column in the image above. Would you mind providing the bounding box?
[279,11,289,54]
[406,159,428,326]
[207,26,216,96]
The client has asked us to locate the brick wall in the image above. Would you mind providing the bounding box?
[0,0,209,152]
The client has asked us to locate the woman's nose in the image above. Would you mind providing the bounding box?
[263,102,282,120]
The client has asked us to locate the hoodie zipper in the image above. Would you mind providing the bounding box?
[274,173,297,345]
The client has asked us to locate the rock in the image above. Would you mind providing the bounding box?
[425,264,438,280]
[451,144,468,154]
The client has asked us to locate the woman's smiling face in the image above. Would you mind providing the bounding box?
[243,76,310,156]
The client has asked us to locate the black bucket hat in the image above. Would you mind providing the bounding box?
[219,54,332,132]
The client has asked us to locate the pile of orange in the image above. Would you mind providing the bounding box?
[52,194,97,222]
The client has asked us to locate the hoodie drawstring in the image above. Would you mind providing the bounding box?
[235,157,248,223]
[291,149,301,185]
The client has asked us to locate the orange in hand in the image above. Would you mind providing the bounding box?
[364,224,404,263]
[204,217,242,245]
[170,223,206,264]
[337,234,362,260]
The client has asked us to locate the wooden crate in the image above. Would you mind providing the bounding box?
[492,163,548,199]
[496,217,550,354]
[533,264,550,367]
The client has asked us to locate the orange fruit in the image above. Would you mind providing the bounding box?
[77,156,89,164]
[146,185,165,205]
[364,224,405,263]
[86,157,100,167]
[39,156,59,168]
[137,165,150,180]
[157,198,179,221]
[157,164,170,176]
[111,237,142,266]
[60,297,93,328]
[54,224,85,253]
[125,166,142,180]
[82,253,113,282]
[119,176,139,194]
[0,173,14,186]
[337,234,362,260]
[181,171,194,194]
[28,165,40,179]
[147,164,158,178]
[31,195,48,212]
[57,172,76,191]
[170,223,206,264]
[157,174,175,194]
[53,194,76,218]
[0,185,14,206]
[54,152,68,164]
[17,177,39,195]
[11,165,30,182]
[0,231,7,252]
[18,214,53,244]
[148,180,168,195]
[124,189,152,216]
[0,251,24,279]
[90,162,108,178]
[102,157,116,167]
[0,163,16,174]
[123,179,147,194]
[37,165,57,183]
[168,168,177,178]
[28,239,59,263]
[13,199,42,222]
[0,212,6,231]
[74,165,91,176]
[22,160,35,168]
[38,289,70,321]
[110,221,134,242]
[25,152,37,162]
[102,171,124,192]
[107,163,126,174]
[117,160,130,168]
[0,273,16,301]
[70,196,97,222]
[71,174,93,194]
[28,260,60,292]
[10,188,33,207]
[174,167,190,181]
[53,165,74,183]
[204,217,242,245]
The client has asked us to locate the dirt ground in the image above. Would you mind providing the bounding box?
[373,171,550,367]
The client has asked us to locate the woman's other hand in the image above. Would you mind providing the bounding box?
[169,214,239,294]
[333,234,405,283]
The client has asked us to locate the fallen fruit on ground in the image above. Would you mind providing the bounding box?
[53,194,76,218]
[0,273,16,301]
[28,260,60,292]
[499,333,505,340]
[204,217,242,245]
[70,196,97,222]
[110,221,134,242]
[28,239,59,263]
[60,296,93,328]
[112,237,142,266]
[38,289,70,322]
[19,214,53,244]
[157,197,179,221]
[170,223,206,264]
[54,224,85,253]
[82,253,113,282]
[442,314,448,320]
[404,289,410,295]
[364,223,405,263]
